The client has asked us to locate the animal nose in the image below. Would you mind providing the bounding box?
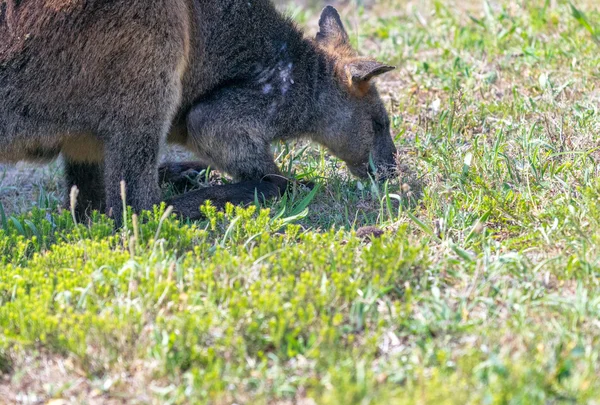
[370,152,397,180]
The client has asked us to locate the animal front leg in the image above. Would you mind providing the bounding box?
[167,98,289,219]
[167,156,288,220]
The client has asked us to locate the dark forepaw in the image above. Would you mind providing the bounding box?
[159,161,210,191]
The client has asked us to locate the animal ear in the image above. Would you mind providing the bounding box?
[316,6,349,45]
[347,60,396,83]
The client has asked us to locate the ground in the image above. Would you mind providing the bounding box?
[2,0,600,404]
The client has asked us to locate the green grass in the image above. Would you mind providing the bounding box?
[3,0,600,403]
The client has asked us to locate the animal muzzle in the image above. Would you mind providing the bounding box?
[369,142,397,180]
[347,153,397,180]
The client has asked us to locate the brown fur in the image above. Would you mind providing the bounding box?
[1,0,191,222]
[0,1,397,222]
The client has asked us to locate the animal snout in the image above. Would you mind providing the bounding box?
[369,145,397,180]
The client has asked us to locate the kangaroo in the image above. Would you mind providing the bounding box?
[0,1,397,223]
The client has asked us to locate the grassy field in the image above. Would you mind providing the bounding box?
[2,0,600,403]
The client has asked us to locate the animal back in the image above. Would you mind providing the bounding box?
[0,0,86,64]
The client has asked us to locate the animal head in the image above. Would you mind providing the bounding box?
[313,6,397,179]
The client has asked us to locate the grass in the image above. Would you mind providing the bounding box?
[2,0,600,403]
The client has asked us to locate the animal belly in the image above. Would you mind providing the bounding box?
[61,133,104,163]
[0,132,103,164]
[0,140,61,163]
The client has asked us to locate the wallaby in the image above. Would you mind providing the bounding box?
[0,1,397,222]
